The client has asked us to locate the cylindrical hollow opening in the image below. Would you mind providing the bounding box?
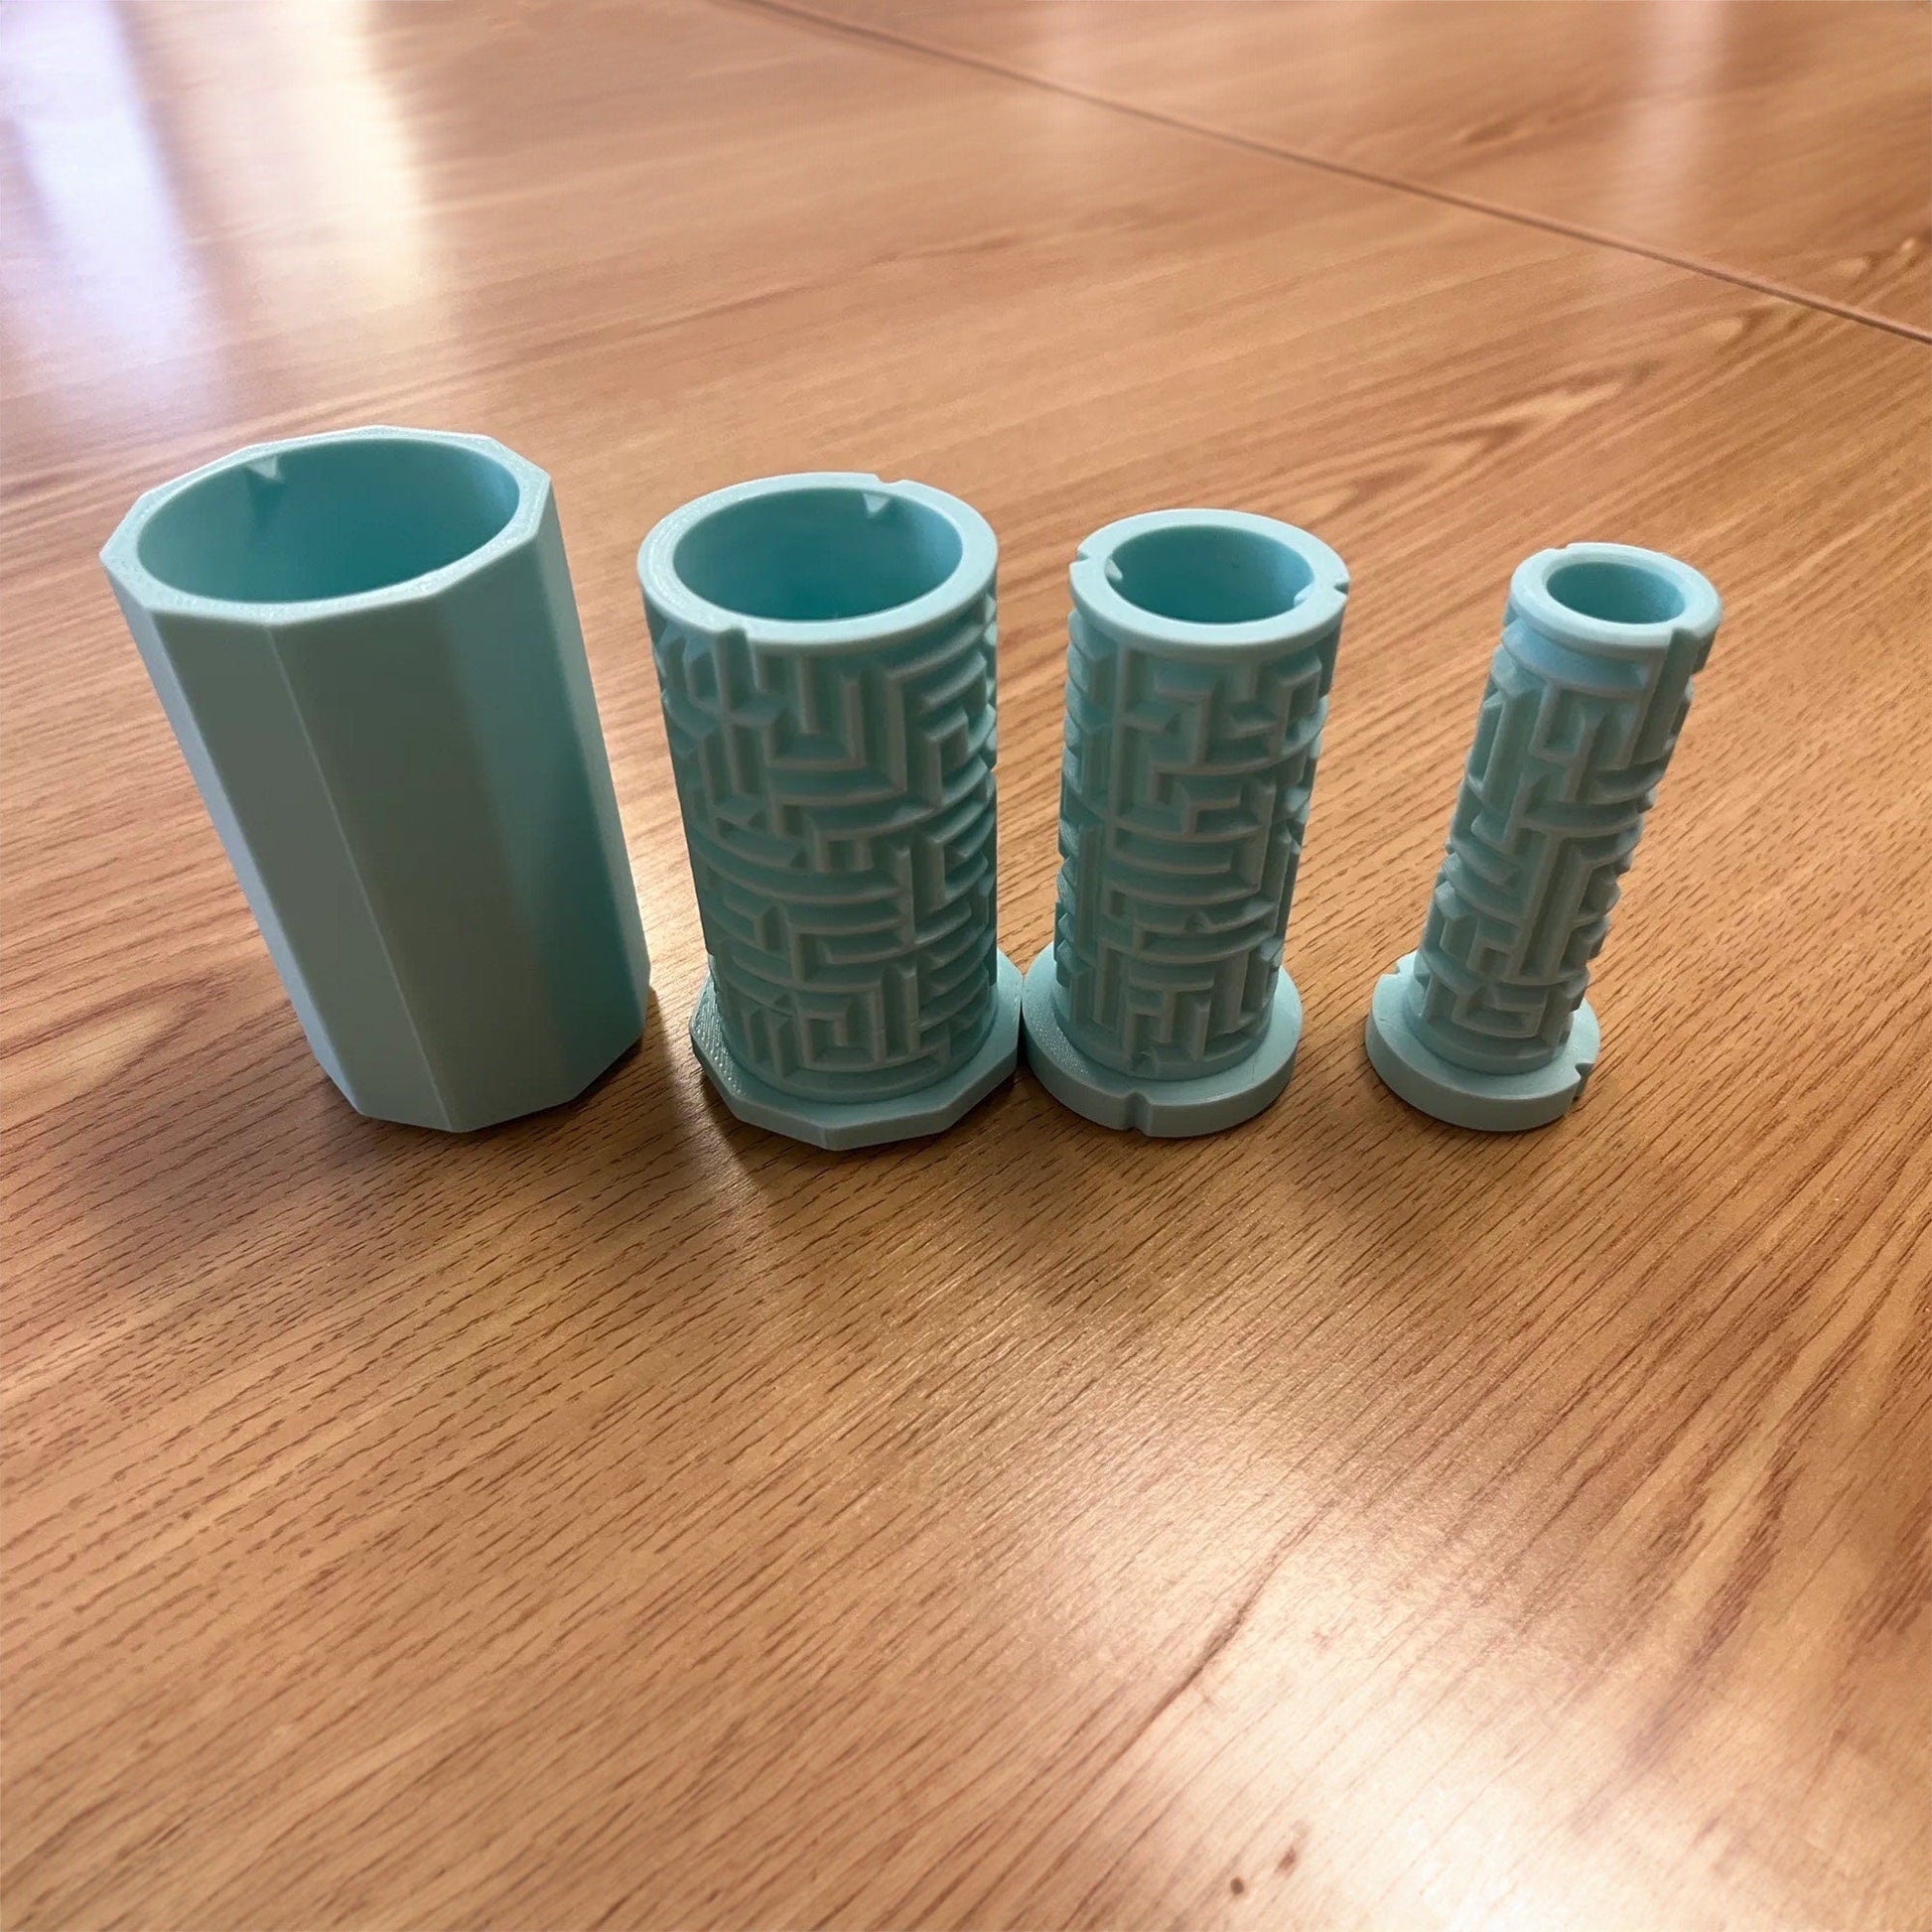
[670,483,963,623]
[1543,558,1686,626]
[1105,523,1314,626]
[136,436,523,604]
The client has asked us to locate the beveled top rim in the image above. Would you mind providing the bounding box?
[99,426,547,623]
[1510,541,1723,655]
[636,472,997,650]
[1069,508,1349,656]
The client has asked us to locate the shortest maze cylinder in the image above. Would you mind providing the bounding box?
[1022,509,1350,1137]
[1364,541,1723,1132]
[639,472,1020,1151]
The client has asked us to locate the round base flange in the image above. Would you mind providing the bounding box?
[690,953,1021,1151]
[1364,953,1599,1132]
[1021,950,1302,1137]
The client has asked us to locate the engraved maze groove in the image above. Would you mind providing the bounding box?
[653,597,1000,1099]
[1054,614,1332,1079]
[1408,618,1701,1073]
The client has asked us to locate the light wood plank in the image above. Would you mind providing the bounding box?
[3,1,1928,1927]
[788,0,1932,334]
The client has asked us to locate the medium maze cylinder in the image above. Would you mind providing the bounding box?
[1047,510,1349,1083]
[1365,540,1723,1131]
[641,474,1007,1121]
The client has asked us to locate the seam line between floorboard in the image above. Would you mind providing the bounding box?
[731,0,1932,347]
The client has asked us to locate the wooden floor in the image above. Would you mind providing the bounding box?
[3,2,1927,1927]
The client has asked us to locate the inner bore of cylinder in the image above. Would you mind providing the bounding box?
[1103,523,1314,626]
[137,437,523,604]
[672,485,963,623]
[1544,557,1686,626]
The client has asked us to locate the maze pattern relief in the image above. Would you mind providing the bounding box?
[1052,612,1336,1079]
[652,596,1001,1100]
[1405,611,1706,1074]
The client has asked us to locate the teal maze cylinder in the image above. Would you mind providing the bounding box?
[1049,511,1349,1080]
[1402,542,1723,1076]
[641,475,1003,1106]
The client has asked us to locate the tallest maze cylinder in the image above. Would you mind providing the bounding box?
[638,472,1020,1151]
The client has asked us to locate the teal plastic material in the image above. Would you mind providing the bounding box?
[638,473,1019,1151]
[100,427,650,1132]
[1365,541,1722,1131]
[1022,509,1349,1136]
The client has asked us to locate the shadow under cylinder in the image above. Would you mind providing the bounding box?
[1364,541,1723,1131]
[638,473,1020,1151]
[101,427,650,1132]
[1022,510,1350,1136]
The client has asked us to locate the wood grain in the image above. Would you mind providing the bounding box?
[786,0,1932,336]
[3,0,1929,1927]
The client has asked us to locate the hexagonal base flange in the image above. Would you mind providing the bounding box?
[690,953,1021,1151]
[1364,953,1599,1132]
[1021,950,1302,1137]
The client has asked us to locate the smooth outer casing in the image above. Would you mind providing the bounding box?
[638,473,1019,1151]
[1023,509,1349,1136]
[100,426,650,1132]
[1365,540,1722,1131]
